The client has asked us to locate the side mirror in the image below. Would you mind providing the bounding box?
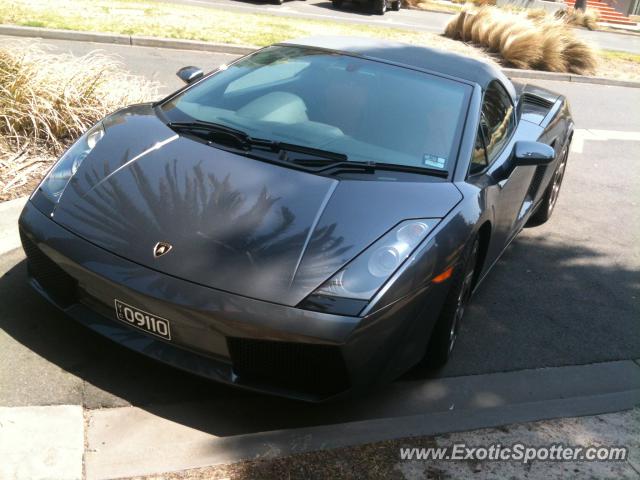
[513,141,555,166]
[176,66,204,84]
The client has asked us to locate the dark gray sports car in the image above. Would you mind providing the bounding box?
[19,36,573,401]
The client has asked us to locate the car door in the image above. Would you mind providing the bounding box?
[467,81,537,262]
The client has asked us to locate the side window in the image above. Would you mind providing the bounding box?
[481,82,515,162]
[470,121,488,175]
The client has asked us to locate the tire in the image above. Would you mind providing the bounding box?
[527,145,569,227]
[272,0,283,4]
[391,0,401,10]
[332,0,343,7]
[423,236,479,368]
[372,0,386,14]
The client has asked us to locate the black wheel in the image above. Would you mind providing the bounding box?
[391,0,401,10]
[527,145,569,227]
[372,0,386,14]
[332,0,343,7]
[272,0,283,4]
[424,236,479,368]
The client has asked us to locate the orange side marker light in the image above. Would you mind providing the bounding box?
[432,266,454,284]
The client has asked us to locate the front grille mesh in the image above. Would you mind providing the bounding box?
[20,230,77,307]
[20,232,351,396]
[227,337,350,396]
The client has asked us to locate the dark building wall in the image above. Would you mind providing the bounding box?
[604,0,636,15]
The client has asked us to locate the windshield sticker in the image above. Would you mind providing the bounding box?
[423,154,447,169]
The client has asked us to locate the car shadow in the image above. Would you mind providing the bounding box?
[1,229,638,437]
[0,253,444,435]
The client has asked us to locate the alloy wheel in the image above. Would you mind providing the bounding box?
[448,243,477,353]
[548,149,568,215]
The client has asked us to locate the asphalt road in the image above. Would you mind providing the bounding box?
[154,0,640,53]
[1,38,639,417]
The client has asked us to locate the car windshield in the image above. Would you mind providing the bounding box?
[161,45,471,173]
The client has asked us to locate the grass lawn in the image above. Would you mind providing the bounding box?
[600,50,640,63]
[0,0,486,59]
[407,0,464,14]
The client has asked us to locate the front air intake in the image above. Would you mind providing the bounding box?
[227,337,350,396]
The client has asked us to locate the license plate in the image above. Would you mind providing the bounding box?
[114,299,172,340]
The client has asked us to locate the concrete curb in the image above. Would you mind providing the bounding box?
[84,360,640,479]
[2,24,640,88]
[86,392,640,479]
[0,24,131,45]
[597,23,640,37]
[503,67,640,88]
[0,24,256,55]
[130,35,255,55]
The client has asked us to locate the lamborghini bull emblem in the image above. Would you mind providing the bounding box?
[153,242,173,258]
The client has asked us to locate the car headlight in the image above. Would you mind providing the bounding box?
[40,123,105,202]
[300,219,440,315]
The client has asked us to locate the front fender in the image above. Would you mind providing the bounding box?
[366,192,481,316]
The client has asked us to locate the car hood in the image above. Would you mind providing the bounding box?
[53,105,462,306]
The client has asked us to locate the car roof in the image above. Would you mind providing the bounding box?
[278,36,516,100]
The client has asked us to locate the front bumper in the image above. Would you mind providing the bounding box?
[19,200,448,401]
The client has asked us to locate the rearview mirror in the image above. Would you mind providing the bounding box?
[176,66,204,84]
[513,141,555,166]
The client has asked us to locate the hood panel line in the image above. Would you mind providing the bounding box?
[289,179,339,288]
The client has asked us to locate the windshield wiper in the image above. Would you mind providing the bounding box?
[267,142,348,163]
[168,120,250,149]
[375,162,449,178]
[258,143,446,177]
[166,123,445,177]
[288,159,448,178]
[167,122,346,164]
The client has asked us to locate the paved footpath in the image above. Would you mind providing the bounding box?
[1,400,639,478]
[127,407,640,479]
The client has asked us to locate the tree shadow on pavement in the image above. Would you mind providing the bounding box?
[0,231,638,437]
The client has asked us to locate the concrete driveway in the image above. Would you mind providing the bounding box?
[0,37,639,479]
